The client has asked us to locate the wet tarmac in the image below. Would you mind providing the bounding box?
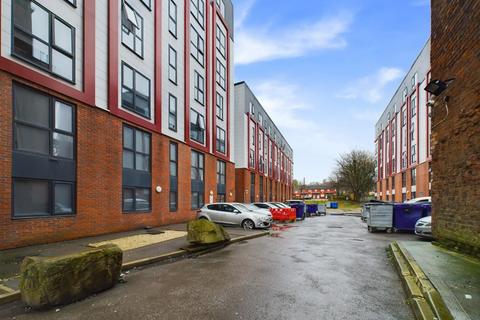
[0,215,415,320]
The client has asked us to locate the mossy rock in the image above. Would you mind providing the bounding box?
[187,220,231,244]
[20,244,123,309]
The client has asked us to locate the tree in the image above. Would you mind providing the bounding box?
[332,150,376,202]
[292,179,301,191]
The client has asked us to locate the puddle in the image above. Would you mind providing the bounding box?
[271,224,295,231]
[269,233,284,238]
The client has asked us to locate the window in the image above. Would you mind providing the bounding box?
[193,71,205,104]
[12,84,76,218]
[168,46,177,84]
[250,173,255,203]
[13,0,75,82]
[14,85,74,159]
[249,150,255,168]
[140,0,151,9]
[391,176,395,190]
[122,125,151,212]
[216,26,226,57]
[217,161,226,202]
[411,123,416,142]
[190,27,204,65]
[215,0,226,16]
[168,94,177,131]
[402,172,406,188]
[411,96,417,117]
[249,102,255,115]
[402,193,407,202]
[411,145,416,164]
[122,2,144,57]
[190,109,205,144]
[217,59,227,90]
[411,191,416,199]
[411,73,418,89]
[121,63,151,118]
[216,127,226,154]
[216,93,224,120]
[402,87,408,103]
[168,0,177,36]
[216,59,226,90]
[169,142,178,212]
[191,151,205,209]
[259,176,264,202]
[190,0,204,27]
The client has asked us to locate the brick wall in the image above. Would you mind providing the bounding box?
[431,0,480,251]
[0,72,235,250]
[234,168,290,203]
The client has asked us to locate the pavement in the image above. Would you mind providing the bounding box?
[0,222,264,293]
[0,215,418,320]
[398,241,480,320]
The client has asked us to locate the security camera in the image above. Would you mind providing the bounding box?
[426,99,435,107]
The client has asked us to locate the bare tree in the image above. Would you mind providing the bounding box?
[332,150,376,202]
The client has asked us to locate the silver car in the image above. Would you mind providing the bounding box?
[198,203,273,230]
[415,216,433,239]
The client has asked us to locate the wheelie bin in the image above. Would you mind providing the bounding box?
[393,203,432,232]
[306,204,319,216]
[290,203,306,220]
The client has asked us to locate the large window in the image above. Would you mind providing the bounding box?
[216,59,226,90]
[217,161,226,202]
[168,0,177,36]
[168,94,177,131]
[216,93,224,120]
[190,109,205,144]
[411,168,417,186]
[13,0,75,82]
[190,27,205,65]
[216,127,226,154]
[402,172,406,188]
[122,125,151,212]
[169,142,178,212]
[216,26,226,57]
[250,173,255,203]
[122,2,144,57]
[190,0,204,27]
[259,176,264,202]
[168,46,177,84]
[12,84,75,217]
[193,71,205,105]
[191,151,205,209]
[215,0,226,17]
[121,62,151,118]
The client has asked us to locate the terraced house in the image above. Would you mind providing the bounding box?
[374,39,431,202]
[234,82,294,203]
[0,0,235,249]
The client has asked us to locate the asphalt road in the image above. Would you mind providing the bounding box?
[1,215,415,320]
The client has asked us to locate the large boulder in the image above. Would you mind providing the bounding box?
[187,220,231,244]
[20,244,122,309]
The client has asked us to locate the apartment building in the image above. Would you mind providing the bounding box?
[234,82,294,203]
[374,39,431,202]
[0,0,235,250]
[293,187,336,200]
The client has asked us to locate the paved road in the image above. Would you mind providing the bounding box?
[1,215,415,320]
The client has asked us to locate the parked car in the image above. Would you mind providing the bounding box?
[252,202,276,210]
[405,196,431,204]
[414,216,433,239]
[270,202,290,208]
[197,203,273,230]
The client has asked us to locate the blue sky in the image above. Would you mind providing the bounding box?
[233,0,431,183]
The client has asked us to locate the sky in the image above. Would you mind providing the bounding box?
[233,0,431,183]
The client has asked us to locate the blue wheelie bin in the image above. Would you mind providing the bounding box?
[393,203,432,232]
[306,204,319,216]
[330,202,339,209]
[290,204,306,220]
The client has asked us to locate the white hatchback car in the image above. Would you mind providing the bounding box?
[198,203,273,230]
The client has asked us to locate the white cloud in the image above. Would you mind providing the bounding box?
[338,67,403,103]
[235,7,352,65]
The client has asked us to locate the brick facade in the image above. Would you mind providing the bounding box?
[430,0,480,251]
[0,72,235,250]
[234,168,293,203]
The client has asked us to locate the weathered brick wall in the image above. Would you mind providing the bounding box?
[0,72,235,250]
[431,0,480,251]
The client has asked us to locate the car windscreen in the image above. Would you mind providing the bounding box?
[234,204,252,212]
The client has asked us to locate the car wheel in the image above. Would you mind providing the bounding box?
[242,219,255,230]
[198,216,208,220]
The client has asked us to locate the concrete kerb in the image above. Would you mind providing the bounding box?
[389,241,453,320]
[0,231,269,307]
